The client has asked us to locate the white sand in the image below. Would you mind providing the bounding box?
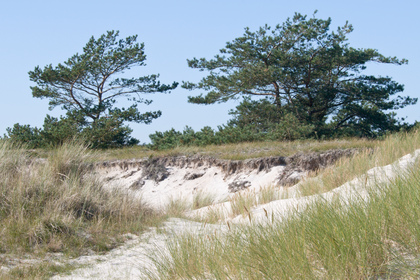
[99,162,288,209]
[51,219,227,279]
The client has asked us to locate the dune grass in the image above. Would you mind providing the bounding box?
[163,191,218,218]
[0,140,162,278]
[164,197,191,217]
[297,130,420,197]
[0,262,77,280]
[199,130,420,223]
[2,130,419,278]
[190,188,279,224]
[229,191,256,218]
[192,191,217,210]
[149,158,420,279]
[98,137,376,161]
[257,185,280,205]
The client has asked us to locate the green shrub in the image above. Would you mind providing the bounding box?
[5,123,43,148]
[5,113,139,149]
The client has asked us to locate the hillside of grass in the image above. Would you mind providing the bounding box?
[0,141,165,279]
[0,130,419,278]
[148,130,420,279]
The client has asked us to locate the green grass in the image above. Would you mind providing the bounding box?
[98,137,377,161]
[192,191,217,210]
[146,130,420,279]
[0,262,78,280]
[257,185,280,205]
[297,130,420,196]
[2,130,419,278]
[150,160,420,279]
[164,197,191,217]
[229,191,256,218]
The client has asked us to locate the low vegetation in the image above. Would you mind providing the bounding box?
[149,150,420,279]
[1,10,419,279]
[1,129,419,278]
[297,129,420,196]
[196,129,420,221]
[144,130,420,279]
[192,191,217,210]
[100,137,377,161]
[0,140,162,278]
[229,191,256,218]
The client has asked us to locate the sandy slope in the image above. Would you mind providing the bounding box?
[52,150,420,279]
[95,150,354,210]
[101,163,286,209]
[230,149,420,225]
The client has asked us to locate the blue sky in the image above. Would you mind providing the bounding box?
[1,0,419,143]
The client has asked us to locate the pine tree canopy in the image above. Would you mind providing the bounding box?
[183,12,417,136]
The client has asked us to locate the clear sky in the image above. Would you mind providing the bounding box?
[1,0,419,143]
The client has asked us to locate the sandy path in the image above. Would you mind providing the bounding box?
[52,219,227,279]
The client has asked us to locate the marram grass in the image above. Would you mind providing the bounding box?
[148,131,420,279]
[0,140,160,278]
[1,130,419,278]
[150,163,420,279]
[297,129,420,196]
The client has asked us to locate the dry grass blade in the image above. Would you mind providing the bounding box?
[229,191,256,217]
[149,130,420,279]
[0,139,160,278]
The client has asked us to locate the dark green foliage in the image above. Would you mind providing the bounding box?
[81,116,139,149]
[14,30,177,148]
[183,11,417,137]
[149,127,214,150]
[40,114,81,146]
[148,97,315,150]
[148,123,313,150]
[5,124,43,148]
[226,97,314,138]
[227,97,283,132]
[148,115,314,150]
[28,30,177,124]
[6,112,139,149]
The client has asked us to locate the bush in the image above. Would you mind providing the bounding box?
[148,97,316,150]
[81,117,139,149]
[5,123,43,148]
[148,118,314,150]
[5,113,139,149]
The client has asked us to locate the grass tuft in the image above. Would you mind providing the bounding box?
[257,185,279,205]
[229,191,256,217]
[192,191,217,210]
[152,164,420,279]
[99,138,377,161]
[164,197,191,217]
[0,139,159,278]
